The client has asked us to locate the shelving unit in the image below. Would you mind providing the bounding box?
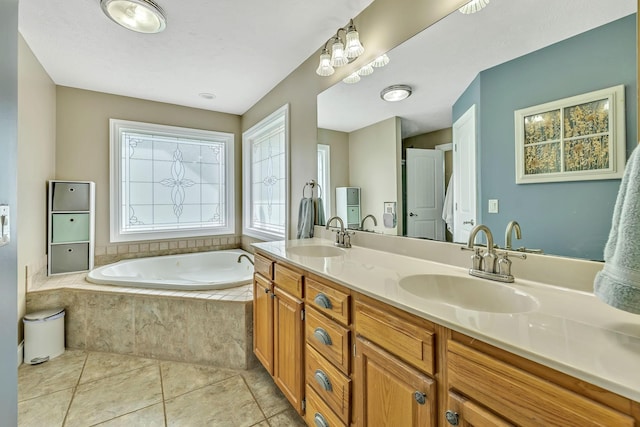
[47,180,95,276]
[335,187,360,230]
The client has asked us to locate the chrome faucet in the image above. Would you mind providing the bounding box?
[505,220,522,250]
[360,214,377,231]
[467,225,496,273]
[237,254,254,266]
[326,216,351,248]
[465,224,526,283]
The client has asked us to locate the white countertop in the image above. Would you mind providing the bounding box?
[253,238,640,402]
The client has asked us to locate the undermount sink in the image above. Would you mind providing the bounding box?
[399,274,538,314]
[286,245,345,258]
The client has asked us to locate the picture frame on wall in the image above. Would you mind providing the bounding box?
[514,85,626,184]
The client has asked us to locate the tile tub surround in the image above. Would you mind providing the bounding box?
[18,350,304,427]
[26,274,256,370]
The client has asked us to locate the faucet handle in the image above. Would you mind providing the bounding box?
[497,253,512,276]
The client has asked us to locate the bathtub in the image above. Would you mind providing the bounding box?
[86,249,254,290]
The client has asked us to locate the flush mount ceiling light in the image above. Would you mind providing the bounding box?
[380,85,412,102]
[100,0,167,33]
[316,19,364,76]
[459,0,490,14]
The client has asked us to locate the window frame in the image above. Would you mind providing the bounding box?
[242,104,290,241]
[317,143,331,221]
[109,118,235,243]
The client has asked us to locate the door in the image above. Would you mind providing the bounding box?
[406,148,445,240]
[253,274,274,374]
[355,337,436,427]
[273,286,305,414]
[452,104,478,244]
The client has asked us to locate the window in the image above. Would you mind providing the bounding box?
[317,144,331,221]
[109,119,234,242]
[242,105,289,240]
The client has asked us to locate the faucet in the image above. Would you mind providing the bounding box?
[505,220,522,250]
[360,214,377,231]
[326,216,351,248]
[237,254,254,266]
[467,224,497,274]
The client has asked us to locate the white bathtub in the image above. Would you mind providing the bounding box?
[87,249,254,290]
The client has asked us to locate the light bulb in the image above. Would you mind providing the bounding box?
[330,40,348,67]
[316,51,335,77]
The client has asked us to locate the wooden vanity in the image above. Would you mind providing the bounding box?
[252,249,640,426]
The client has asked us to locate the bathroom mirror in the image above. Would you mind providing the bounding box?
[317,0,637,261]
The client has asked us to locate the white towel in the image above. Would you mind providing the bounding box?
[594,146,640,314]
[297,197,315,239]
[442,175,454,233]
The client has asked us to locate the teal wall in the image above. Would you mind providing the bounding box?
[453,14,637,260]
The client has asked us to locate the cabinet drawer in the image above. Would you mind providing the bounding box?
[306,345,351,424]
[305,277,350,326]
[305,385,347,427]
[52,213,90,243]
[50,243,89,274]
[306,307,350,374]
[447,341,635,427]
[52,182,91,211]
[254,253,273,280]
[274,263,303,299]
[354,299,435,375]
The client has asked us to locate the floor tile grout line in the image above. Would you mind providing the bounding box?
[86,403,162,427]
[160,368,244,402]
[240,373,270,424]
[159,363,168,427]
[60,351,89,427]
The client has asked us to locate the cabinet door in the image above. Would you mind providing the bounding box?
[355,337,436,427]
[446,391,514,427]
[253,274,274,375]
[273,286,305,415]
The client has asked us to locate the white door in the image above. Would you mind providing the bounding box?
[406,148,445,240]
[452,104,478,244]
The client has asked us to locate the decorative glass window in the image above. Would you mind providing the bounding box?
[317,144,331,221]
[514,85,626,184]
[242,104,289,240]
[109,119,234,242]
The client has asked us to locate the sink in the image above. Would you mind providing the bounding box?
[287,245,345,258]
[399,274,538,313]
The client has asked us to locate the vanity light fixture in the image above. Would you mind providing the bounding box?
[100,0,167,34]
[459,0,490,14]
[371,54,390,68]
[316,19,365,76]
[380,85,412,102]
[343,72,361,84]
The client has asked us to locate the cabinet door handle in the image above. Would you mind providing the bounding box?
[264,288,270,294]
[445,410,459,426]
[314,369,333,392]
[313,327,333,346]
[313,293,332,309]
[414,391,426,405]
[314,413,330,427]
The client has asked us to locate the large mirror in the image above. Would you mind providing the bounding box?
[317,0,637,260]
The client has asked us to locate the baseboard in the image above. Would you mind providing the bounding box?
[17,341,23,368]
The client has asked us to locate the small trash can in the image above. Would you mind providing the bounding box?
[23,308,65,364]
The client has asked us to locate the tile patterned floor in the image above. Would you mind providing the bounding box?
[18,350,305,427]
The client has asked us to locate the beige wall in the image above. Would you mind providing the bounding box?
[242,0,469,238]
[17,35,56,339]
[317,128,349,217]
[55,87,242,248]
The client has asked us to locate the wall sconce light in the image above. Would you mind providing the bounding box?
[316,19,364,76]
[458,0,490,14]
[380,85,412,102]
[100,0,167,33]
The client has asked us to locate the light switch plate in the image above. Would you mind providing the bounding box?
[488,199,499,213]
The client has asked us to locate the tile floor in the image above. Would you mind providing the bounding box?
[18,350,305,427]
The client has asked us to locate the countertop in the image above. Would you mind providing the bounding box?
[253,238,640,402]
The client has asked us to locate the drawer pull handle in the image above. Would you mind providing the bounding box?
[314,413,330,427]
[445,410,459,426]
[314,293,332,309]
[313,327,332,346]
[314,369,333,392]
[264,288,270,294]
[414,391,426,405]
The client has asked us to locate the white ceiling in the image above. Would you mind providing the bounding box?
[18,0,374,115]
[317,0,637,138]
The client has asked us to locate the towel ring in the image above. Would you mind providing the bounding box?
[302,180,323,198]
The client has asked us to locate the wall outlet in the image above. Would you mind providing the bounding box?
[488,199,499,213]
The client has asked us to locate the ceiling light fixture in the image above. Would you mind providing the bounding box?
[316,19,364,76]
[380,85,412,102]
[100,0,167,34]
[458,0,490,14]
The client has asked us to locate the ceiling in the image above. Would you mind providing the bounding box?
[317,0,637,138]
[18,0,374,115]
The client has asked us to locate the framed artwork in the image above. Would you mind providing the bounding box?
[514,85,626,184]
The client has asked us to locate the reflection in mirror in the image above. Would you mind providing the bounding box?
[317,0,637,260]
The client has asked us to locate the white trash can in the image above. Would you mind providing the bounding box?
[23,308,65,364]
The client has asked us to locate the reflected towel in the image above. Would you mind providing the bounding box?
[594,147,640,314]
[316,197,326,227]
[442,175,454,233]
[297,197,315,239]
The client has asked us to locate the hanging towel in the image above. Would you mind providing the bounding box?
[316,197,326,226]
[442,175,454,233]
[594,147,640,314]
[297,197,315,239]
